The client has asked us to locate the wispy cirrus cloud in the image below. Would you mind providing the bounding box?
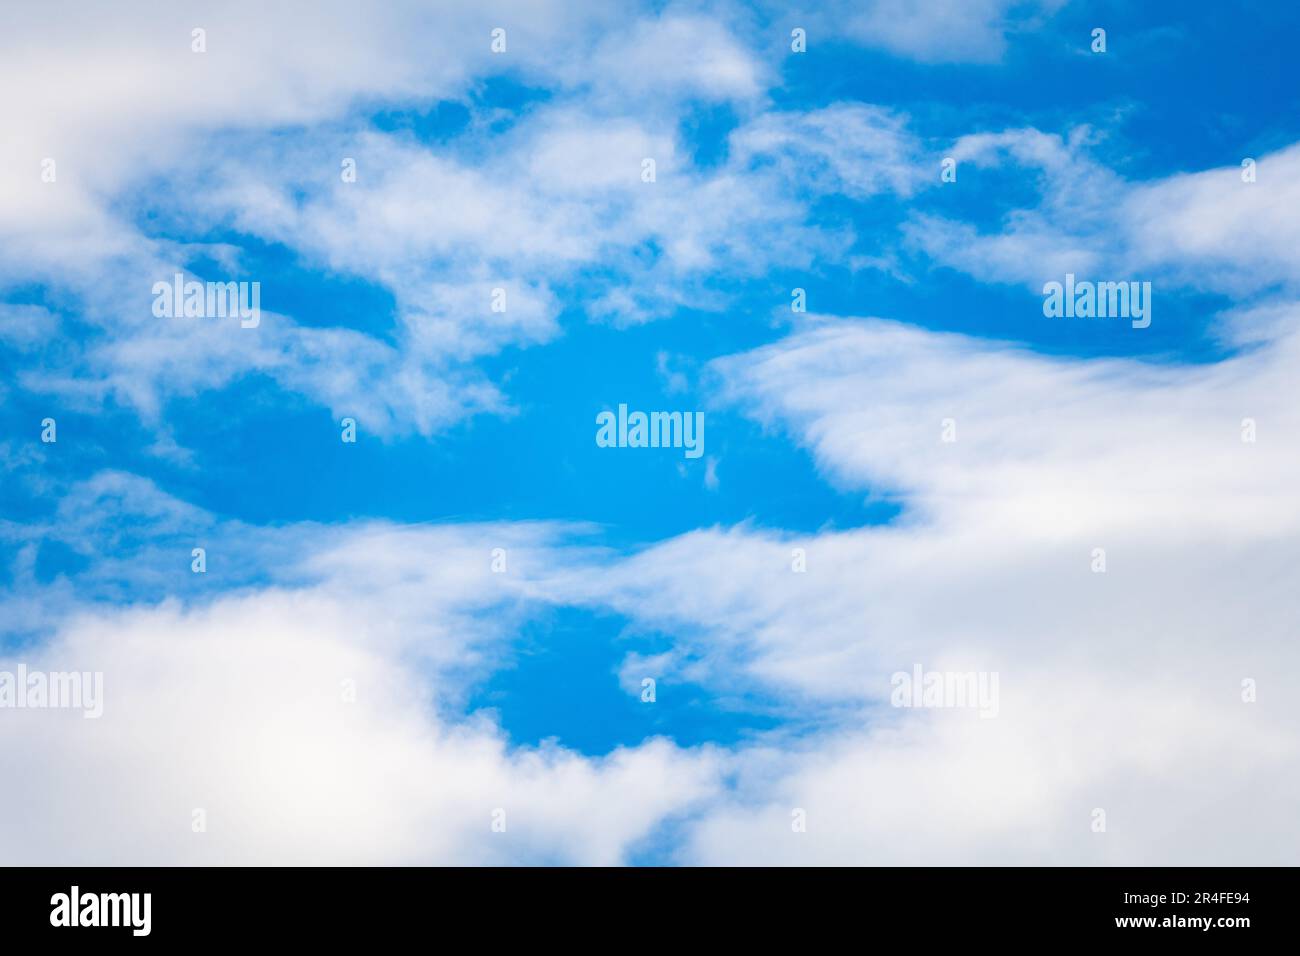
[908,129,1300,301]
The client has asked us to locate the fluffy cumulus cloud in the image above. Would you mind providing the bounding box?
[0,481,724,864]
[0,592,720,865]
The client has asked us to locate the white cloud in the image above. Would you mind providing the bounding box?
[562,314,1300,862]
[712,315,1300,535]
[909,129,1300,298]
[0,305,59,367]
[0,591,720,864]
[0,479,726,864]
[12,93,911,432]
[577,12,769,104]
[7,0,1296,867]
[8,311,1300,869]
[1123,142,1300,293]
[730,104,923,198]
[0,1,791,435]
[784,0,1068,64]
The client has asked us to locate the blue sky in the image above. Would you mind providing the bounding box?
[3,0,1300,865]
